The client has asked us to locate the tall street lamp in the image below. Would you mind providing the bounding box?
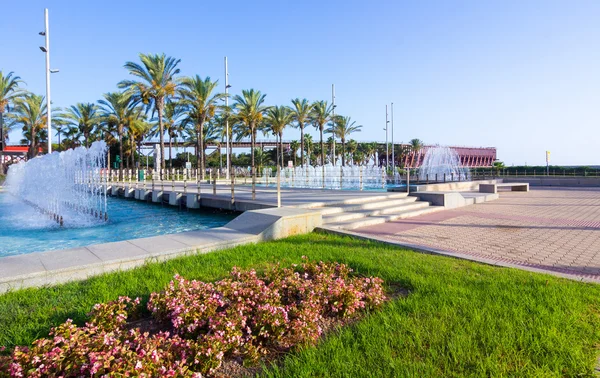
[331,84,336,165]
[384,105,389,170]
[224,57,231,179]
[39,8,59,154]
[391,102,395,174]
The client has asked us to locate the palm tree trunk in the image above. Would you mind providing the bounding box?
[320,127,324,166]
[157,101,165,179]
[199,121,205,180]
[280,132,284,167]
[251,124,256,200]
[342,139,346,166]
[30,126,37,158]
[169,133,173,169]
[196,128,200,176]
[300,123,304,167]
[118,124,124,181]
[130,135,135,170]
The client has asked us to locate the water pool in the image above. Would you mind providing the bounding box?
[0,193,237,257]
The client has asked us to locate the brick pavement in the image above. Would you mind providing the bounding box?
[354,187,600,280]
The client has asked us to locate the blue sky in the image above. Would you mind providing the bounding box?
[2,0,599,165]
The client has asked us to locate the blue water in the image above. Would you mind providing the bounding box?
[0,193,237,257]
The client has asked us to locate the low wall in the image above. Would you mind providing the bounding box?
[409,191,498,208]
[502,177,600,187]
[389,179,502,193]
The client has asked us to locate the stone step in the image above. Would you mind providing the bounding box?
[319,196,418,215]
[296,192,409,209]
[325,206,445,230]
[322,202,431,223]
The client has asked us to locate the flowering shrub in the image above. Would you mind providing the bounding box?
[149,258,387,370]
[2,297,203,377]
[1,259,386,377]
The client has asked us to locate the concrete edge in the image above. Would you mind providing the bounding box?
[315,227,600,285]
[0,208,322,294]
[0,234,260,293]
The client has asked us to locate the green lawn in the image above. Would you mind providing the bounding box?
[1,233,599,377]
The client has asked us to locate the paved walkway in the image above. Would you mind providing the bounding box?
[354,187,600,281]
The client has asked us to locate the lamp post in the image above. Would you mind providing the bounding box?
[384,105,389,170]
[224,57,231,179]
[39,8,59,154]
[391,102,395,174]
[331,84,336,165]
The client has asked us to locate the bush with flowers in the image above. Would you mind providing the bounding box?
[1,258,386,377]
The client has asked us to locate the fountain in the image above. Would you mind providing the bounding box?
[263,162,388,190]
[5,141,108,227]
[418,146,471,182]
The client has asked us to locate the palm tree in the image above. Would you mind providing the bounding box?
[60,103,100,148]
[9,94,47,158]
[346,139,358,165]
[162,102,186,169]
[289,140,299,166]
[99,91,138,178]
[409,138,423,153]
[128,120,152,169]
[0,71,26,172]
[232,89,269,197]
[180,76,225,178]
[409,138,424,167]
[327,116,362,166]
[290,98,312,167]
[303,134,314,166]
[265,105,293,167]
[52,123,68,151]
[119,53,181,177]
[309,101,332,166]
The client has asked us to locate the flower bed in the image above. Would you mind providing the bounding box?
[0,258,386,377]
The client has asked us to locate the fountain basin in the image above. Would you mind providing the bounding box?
[0,193,237,257]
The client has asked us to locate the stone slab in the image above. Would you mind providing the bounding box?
[127,235,190,254]
[0,253,46,278]
[37,247,102,271]
[87,240,153,261]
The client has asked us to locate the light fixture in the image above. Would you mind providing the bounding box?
[39,46,47,52]
[39,31,45,36]
[50,69,59,73]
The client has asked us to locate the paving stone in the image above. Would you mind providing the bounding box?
[355,188,600,279]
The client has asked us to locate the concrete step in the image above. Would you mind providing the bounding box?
[297,192,409,209]
[322,202,431,223]
[319,196,418,215]
[325,206,445,230]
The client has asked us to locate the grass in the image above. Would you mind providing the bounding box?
[1,233,599,377]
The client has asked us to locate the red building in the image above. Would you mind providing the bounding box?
[399,145,497,168]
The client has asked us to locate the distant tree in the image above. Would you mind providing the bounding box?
[180,76,225,178]
[99,91,140,178]
[310,100,332,166]
[409,138,424,154]
[161,102,186,169]
[289,140,300,166]
[290,98,312,167]
[0,71,26,157]
[265,105,293,167]
[60,103,101,148]
[120,53,181,176]
[327,116,362,166]
[232,89,269,193]
[303,134,314,166]
[10,94,48,158]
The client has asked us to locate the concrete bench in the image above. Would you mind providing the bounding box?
[479,183,529,194]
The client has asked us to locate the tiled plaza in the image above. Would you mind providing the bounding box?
[355,187,600,280]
